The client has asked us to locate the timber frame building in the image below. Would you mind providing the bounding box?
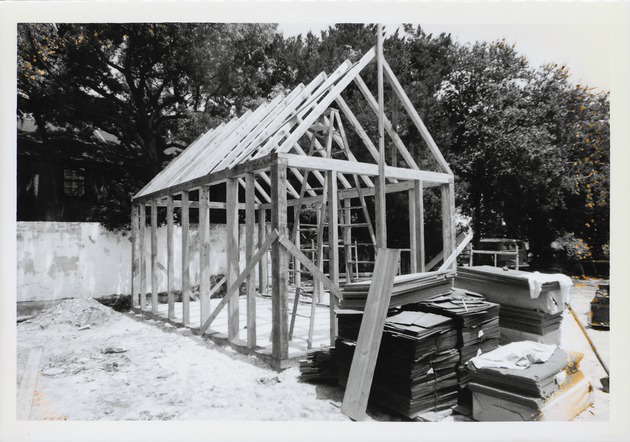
[130,47,456,369]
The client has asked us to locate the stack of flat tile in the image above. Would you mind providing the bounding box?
[339,270,455,310]
[409,289,500,405]
[298,347,337,384]
[455,266,569,345]
[335,309,460,419]
[466,343,593,421]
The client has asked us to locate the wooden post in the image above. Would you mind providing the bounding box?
[271,159,289,362]
[375,23,387,249]
[150,199,158,314]
[181,191,191,325]
[411,180,425,272]
[257,209,268,294]
[245,173,257,349]
[342,199,353,283]
[166,195,175,320]
[226,178,240,342]
[327,170,339,345]
[408,188,417,273]
[293,205,301,292]
[139,203,146,309]
[441,183,456,271]
[131,204,140,307]
[199,186,211,326]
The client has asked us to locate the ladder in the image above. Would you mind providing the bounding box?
[288,110,377,348]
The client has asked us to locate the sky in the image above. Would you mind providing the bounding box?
[277,21,611,92]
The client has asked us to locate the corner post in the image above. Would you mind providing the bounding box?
[271,158,289,363]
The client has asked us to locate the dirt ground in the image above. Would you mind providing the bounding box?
[15,277,609,423]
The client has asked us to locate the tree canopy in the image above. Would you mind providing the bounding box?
[17,23,610,269]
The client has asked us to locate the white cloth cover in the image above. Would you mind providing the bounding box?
[521,271,572,303]
[467,341,557,371]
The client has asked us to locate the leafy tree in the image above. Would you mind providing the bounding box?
[18,23,284,179]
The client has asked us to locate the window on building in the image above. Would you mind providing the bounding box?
[63,168,86,197]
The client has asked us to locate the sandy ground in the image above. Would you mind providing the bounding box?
[15,277,609,422]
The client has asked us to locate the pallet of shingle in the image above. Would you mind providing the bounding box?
[499,305,563,335]
[466,342,592,421]
[339,270,455,310]
[469,374,592,421]
[455,266,570,315]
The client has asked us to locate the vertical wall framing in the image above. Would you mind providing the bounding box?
[181,191,191,325]
[257,209,268,294]
[131,204,140,307]
[409,180,425,273]
[271,159,289,362]
[139,203,146,309]
[199,186,211,326]
[245,173,257,348]
[441,182,456,271]
[327,170,339,345]
[150,199,158,314]
[226,178,240,342]
[166,195,175,320]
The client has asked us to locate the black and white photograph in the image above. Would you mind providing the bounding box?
[1,2,629,442]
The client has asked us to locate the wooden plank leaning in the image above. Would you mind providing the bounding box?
[199,229,280,335]
[341,248,400,421]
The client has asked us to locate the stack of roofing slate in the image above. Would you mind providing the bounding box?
[339,270,455,310]
[455,266,570,345]
[466,342,593,421]
[335,309,460,419]
[409,289,501,405]
[298,347,337,384]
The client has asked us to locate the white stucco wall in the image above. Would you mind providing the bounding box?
[16,222,257,302]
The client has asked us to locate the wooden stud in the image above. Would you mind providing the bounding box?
[293,205,301,293]
[181,191,191,325]
[409,188,417,273]
[341,248,401,421]
[257,209,268,294]
[166,195,175,320]
[271,159,289,361]
[375,175,387,249]
[199,186,211,326]
[327,170,339,345]
[150,199,158,314]
[411,180,425,272]
[131,204,140,307]
[245,173,257,348]
[342,199,354,283]
[139,203,146,309]
[441,183,456,271]
[226,177,240,342]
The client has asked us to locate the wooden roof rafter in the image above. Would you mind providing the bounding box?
[133,45,454,204]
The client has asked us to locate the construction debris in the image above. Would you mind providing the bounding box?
[299,347,338,384]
